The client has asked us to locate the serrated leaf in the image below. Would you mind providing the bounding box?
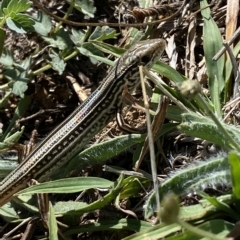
[0,49,13,66]
[127,28,144,46]
[70,28,86,46]
[48,50,66,75]
[89,26,117,41]
[71,0,96,18]
[3,0,30,15]
[10,61,30,97]
[42,28,73,50]
[12,79,28,97]
[32,10,52,36]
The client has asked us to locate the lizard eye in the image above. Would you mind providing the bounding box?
[141,55,151,64]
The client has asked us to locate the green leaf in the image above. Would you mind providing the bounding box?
[132,123,178,164]
[63,219,151,236]
[12,78,28,97]
[53,201,88,216]
[1,57,31,97]
[198,191,240,220]
[28,175,124,218]
[6,17,25,33]
[2,126,25,144]
[1,96,31,140]
[18,177,113,194]
[138,0,152,8]
[228,151,240,212]
[200,0,224,116]
[0,159,18,180]
[77,46,114,66]
[166,106,183,122]
[71,0,96,18]
[153,61,185,83]
[54,133,146,179]
[0,28,5,57]
[48,50,66,75]
[6,14,34,33]
[91,41,124,57]
[70,28,86,46]
[179,112,240,149]
[49,203,58,240]
[0,48,13,66]
[178,195,233,221]
[11,58,31,97]
[79,42,105,64]
[1,0,12,13]
[0,203,20,222]
[89,26,117,41]
[32,10,52,36]
[42,28,73,50]
[0,91,11,109]
[3,0,30,15]
[65,174,124,216]
[126,28,144,46]
[123,219,233,240]
[144,155,230,218]
[165,220,233,240]
[120,176,149,199]
[124,223,180,240]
